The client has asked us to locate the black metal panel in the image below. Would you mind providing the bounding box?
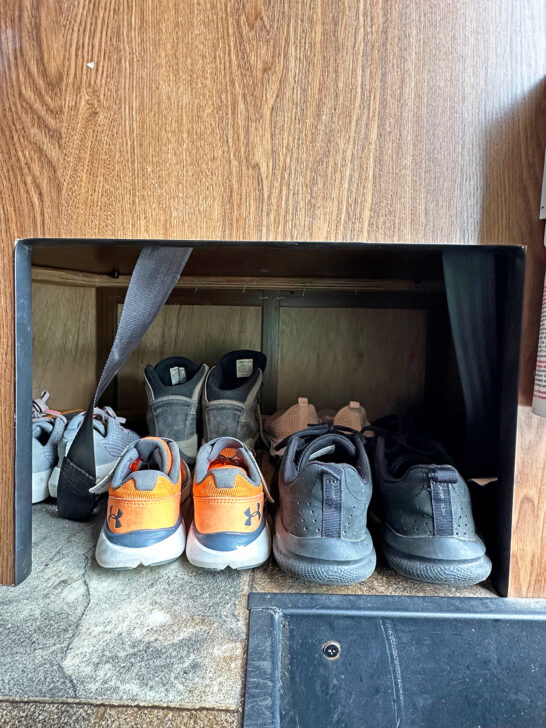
[244,593,546,728]
[14,241,33,584]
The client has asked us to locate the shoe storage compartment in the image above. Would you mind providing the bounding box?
[17,240,524,593]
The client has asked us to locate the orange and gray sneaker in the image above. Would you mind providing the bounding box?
[186,437,271,570]
[95,437,190,569]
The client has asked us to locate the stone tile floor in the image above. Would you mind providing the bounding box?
[0,502,494,725]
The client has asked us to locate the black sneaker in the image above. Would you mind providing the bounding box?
[368,428,492,586]
[273,425,376,585]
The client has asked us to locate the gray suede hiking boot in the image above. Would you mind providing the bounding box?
[202,350,266,449]
[273,425,376,585]
[369,429,492,586]
[144,356,208,466]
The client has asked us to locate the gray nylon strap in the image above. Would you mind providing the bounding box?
[57,245,193,520]
[322,468,342,538]
[428,467,456,536]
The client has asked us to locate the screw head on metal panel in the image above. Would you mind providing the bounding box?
[322,641,341,660]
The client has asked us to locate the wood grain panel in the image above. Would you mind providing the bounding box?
[117,304,262,415]
[511,406,546,597]
[278,308,427,419]
[0,0,544,591]
[32,283,96,411]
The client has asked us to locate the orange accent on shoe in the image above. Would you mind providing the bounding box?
[194,470,260,499]
[194,492,264,534]
[193,447,265,535]
[111,473,181,500]
[106,491,181,534]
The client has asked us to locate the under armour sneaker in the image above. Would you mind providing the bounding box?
[273,424,376,585]
[48,407,139,498]
[144,356,208,465]
[95,437,190,569]
[32,410,66,503]
[202,350,266,448]
[368,429,492,586]
[186,437,271,570]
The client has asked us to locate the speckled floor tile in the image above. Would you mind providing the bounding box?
[0,502,497,710]
[0,503,250,708]
[0,700,240,727]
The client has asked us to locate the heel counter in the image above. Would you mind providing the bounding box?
[193,490,264,536]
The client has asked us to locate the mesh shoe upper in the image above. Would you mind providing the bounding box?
[104,437,188,543]
[263,398,319,456]
[192,437,267,546]
[60,408,139,469]
[369,430,487,558]
[278,425,373,543]
[32,416,66,473]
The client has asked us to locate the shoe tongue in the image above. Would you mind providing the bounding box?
[153,356,199,387]
[32,419,54,440]
[220,350,267,389]
[300,434,356,467]
[113,439,170,488]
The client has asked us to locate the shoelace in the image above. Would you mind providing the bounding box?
[92,406,127,427]
[212,453,247,469]
[273,422,362,453]
[32,390,64,423]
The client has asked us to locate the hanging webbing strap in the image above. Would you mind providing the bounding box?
[57,245,193,521]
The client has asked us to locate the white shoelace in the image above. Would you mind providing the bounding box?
[92,406,127,427]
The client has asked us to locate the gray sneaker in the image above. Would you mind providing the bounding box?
[32,410,66,503]
[202,350,266,448]
[273,424,376,585]
[144,357,208,465]
[48,407,139,497]
[369,429,492,586]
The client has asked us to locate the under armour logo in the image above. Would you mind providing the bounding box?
[244,503,261,527]
[108,506,123,529]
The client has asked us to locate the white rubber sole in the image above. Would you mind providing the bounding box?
[95,522,186,569]
[48,460,114,498]
[32,469,53,503]
[185,523,271,570]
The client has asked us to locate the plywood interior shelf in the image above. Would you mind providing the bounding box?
[32,265,444,294]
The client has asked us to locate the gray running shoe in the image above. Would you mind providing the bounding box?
[32,395,66,503]
[369,429,492,586]
[144,356,208,465]
[48,407,139,498]
[273,424,376,585]
[202,350,266,448]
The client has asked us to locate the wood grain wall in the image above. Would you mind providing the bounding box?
[1,1,545,594]
[277,308,426,418]
[32,283,97,411]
